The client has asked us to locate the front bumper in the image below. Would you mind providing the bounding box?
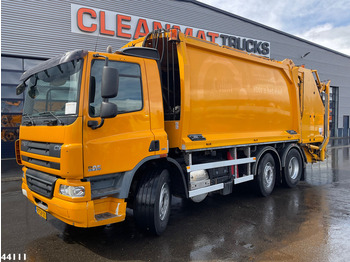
[22,177,127,227]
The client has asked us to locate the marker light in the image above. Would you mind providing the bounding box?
[169,28,179,42]
[15,140,22,165]
[59,185,85,198]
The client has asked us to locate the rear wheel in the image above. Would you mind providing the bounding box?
[283,148,302,188]
[134,168,171,235]
[256,153,276,197]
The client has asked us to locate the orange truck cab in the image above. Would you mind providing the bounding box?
[16,29,329,235]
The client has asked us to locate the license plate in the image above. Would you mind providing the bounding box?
[35,206,47,220]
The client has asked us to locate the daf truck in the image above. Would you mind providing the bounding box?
[16,29,330,235]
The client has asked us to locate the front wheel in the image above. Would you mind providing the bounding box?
[134,168,171,235]
[256,153,276,197]
[283,148,302,188]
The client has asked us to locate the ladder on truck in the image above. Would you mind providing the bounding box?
[186,148,256,198]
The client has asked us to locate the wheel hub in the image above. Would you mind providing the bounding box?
[159,183,170,221]
[288,156,300,180]
[264,162,274,188]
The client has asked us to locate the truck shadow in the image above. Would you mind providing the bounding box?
[23,181,327,261]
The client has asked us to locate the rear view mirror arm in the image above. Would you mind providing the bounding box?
[93,53,109,66]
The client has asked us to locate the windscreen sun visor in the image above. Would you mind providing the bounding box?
[16,49,88,94]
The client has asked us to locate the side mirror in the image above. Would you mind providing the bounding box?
[88,57,119,130]
[28,86,39,99]
[100,101,117,119]
[88,102,117,129]
[101,66,119,98]
[16,82,26,95]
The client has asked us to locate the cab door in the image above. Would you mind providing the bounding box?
[82,53,155,177]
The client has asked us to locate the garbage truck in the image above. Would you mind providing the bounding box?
[16,29,330,235]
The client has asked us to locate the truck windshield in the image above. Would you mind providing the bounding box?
[22,59,83,126]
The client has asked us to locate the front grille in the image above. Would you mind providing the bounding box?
[26,168,58,198]
[21,140,62,170]
[21,140,62,158]
[22,156,60,170]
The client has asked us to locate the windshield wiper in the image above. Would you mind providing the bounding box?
[39,111,64,126]
[22,113,35,126]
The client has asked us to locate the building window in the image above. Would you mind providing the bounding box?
[1,55,45,158]
[329,86,339,137]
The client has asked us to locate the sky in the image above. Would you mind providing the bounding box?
[197,0,350,56]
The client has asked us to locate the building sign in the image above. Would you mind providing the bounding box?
[71,4,270,57]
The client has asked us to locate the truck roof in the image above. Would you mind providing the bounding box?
[19,49,88,82]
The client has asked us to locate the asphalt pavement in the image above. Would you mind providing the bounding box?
[1,137,350,261]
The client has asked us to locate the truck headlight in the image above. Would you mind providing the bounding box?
[59,185,85,197]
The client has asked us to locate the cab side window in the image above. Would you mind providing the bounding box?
[89,60,143,117]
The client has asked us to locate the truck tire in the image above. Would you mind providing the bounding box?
[134,168,171,235]
[283,148,302,188]
[256,153,276,197]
